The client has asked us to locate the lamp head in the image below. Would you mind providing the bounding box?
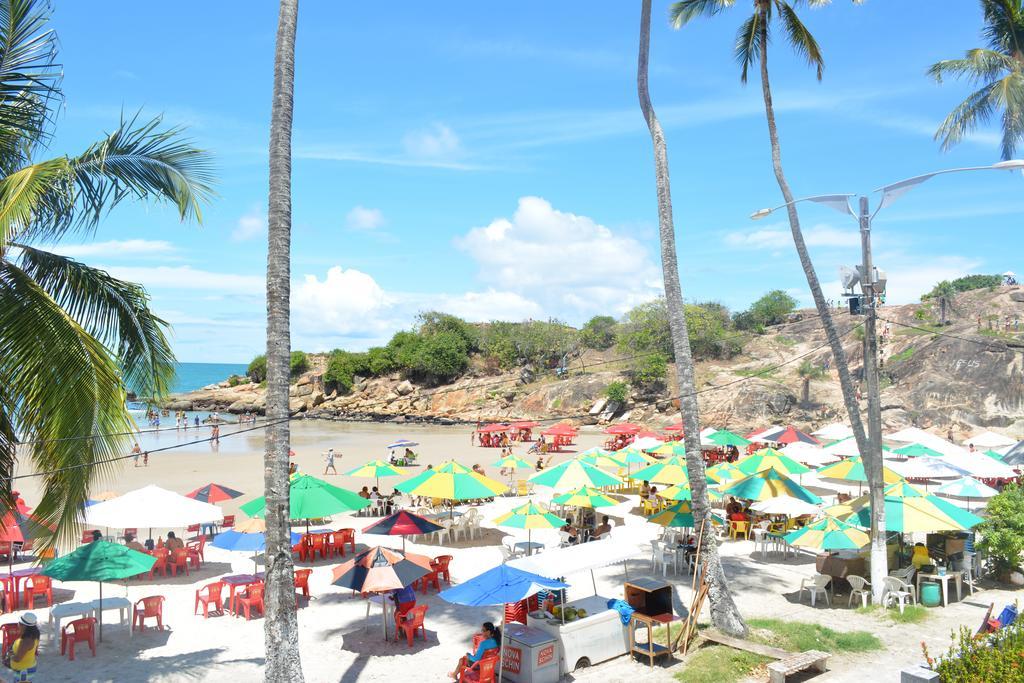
[750,208,773,220]
[992,159,1024,169]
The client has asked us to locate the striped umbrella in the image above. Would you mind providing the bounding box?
[759,425,820,445]
[185,483,245,504]
[551,486,620,509]
[706,462,745,484]
[935,476,1000,511]
[829,486,984,532]
[575,448,627,470]
[346,460,407,490]
[629,456,694,485]
[332,546,434,593]
[646,442,686,457]
[816,457,903,484]
[362,510,444,551]
[784,515,869,551]
[982,449,1007,461]
[720,468,823,504]
[657,483,724,502]
[647,500,724,528]
[893,443,945,458]
[493,502,565,555]
[529,460,620,491]
[395,460,508,501]
[615,446,660,465]
[737,448,810,476]
[706,430,752,448]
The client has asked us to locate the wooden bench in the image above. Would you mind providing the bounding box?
[767,650,830,682]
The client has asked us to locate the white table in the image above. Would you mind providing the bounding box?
[365,594,391,642]
[91,597,132,636]
[916,571,962,607]
[48,601,95,641]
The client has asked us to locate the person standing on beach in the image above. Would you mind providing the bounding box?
[131,442,142,467]
[211,423,220,445]
[323,448,337,475]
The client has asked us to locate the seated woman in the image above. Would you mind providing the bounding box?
[390,584,417,626]
[561,518,579,545]
[450,622,501,680]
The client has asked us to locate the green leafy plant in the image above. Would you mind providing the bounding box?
[581,315,617,350]
[923,618,1024,682]
[289,350,309,377]
[976,483,1024,578]
[247,354,268,383]
[632,352,668,388]
[604,380,628,404]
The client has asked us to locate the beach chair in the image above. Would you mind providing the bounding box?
[729,520,750,541]
[22,575,52,609]
[81,529,99,544]
[122,527,138,540]
[461,652,499,683]
[60,617,97,661]
[221,515,235,530]
[234,584,265,620]
[148,548,169,579]
[132,596,166,632]
[169,548,191,577]
[433,555,453,584]
[294,568,312,601]
[396,605,429,647]
[186,524,201,540]
[799,574,832,607]
[515,480,533,497]
[881,576,916,614]
[847,575,871,608]
[194,581,225,618]
[0,623,19,658]
[417,567,441,594]
[186,537,206,568]
[334,528,356,556]
[451,516,472,543]
[310,534,328,560]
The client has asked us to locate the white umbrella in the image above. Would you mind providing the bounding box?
[631,436,664,451]
[885,457,967,480]
[812,423,854,441]
[782,442,838,468]
[84,485,223,529]
[965,431,1016,449]
[822,436,862,458]
[750,495,821,517]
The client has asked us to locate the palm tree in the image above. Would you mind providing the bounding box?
[263,0,304,679]
[796,360,825,404]
[930,0,1024,160]
[670,0,888,602]
[638,0,747,637]
[0,0,212,543]
[929,280,959,325]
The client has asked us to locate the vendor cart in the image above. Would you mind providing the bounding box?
[529,594,629,675]
[502,623,560,683]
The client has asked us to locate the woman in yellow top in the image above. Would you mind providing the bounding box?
[6,612,39,682]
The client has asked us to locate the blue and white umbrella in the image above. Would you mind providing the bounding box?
[212,526,302,571]
[386,439,419,450]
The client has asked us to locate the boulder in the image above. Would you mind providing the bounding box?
[396,380,415,396]
[294,382,314,397]
[164,400,193,411]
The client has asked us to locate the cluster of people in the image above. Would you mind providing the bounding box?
[725,496,751,523]
[389,447,417,466]
[560,514,612,545]
[359,486,395,515]
[638,480,659,501]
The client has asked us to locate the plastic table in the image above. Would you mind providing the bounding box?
[91,596,132,636]
[916,571,962,607]
[221,573,264,614]
[49,601,95,641]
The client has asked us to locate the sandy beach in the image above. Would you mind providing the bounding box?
[7,420,1018,682]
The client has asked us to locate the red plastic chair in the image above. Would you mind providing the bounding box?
[60,617,97,661]
[22,575,52,609]
[149,548,169,579]
[334,528,356,556]
[186,523,201,539]
[81,529,99,544]
[186,537,206,568]
[461,653,499,683]
[0,623,20,658]
[169,548,191,577]
[194,581,225,618]
[310,534,327,560]
[294,534,314,562]
[133,596,166,631]
[293,569,312,599]
[433,555,453,584]
[396,604,428,647]
[417,570,440,594]
[221,515,235,529]
[122,527,138,539]
[234,584,264,620]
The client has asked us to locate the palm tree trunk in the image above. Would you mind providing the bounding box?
[264,0,304,680]
[756,20,887,600]
[637,0,746,637]
[940,298,947,325]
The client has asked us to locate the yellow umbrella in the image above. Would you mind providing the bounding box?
[629,456,692,485]
[658,483,723,502]
[614,446,659,465]
[706,462,745,484]
[394,460,508,500]
[816,457,903,484]
[575,448,627,470]
[529,460,620,491]
[551,486,621,509]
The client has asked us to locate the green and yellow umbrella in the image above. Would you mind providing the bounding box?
[720,467,822,504]
[395,460,508,501]
[816,456,903,484]
[658,483,724,502]
[828,484,984,533]
[345,459,407,489]
[647,500,724,528]
[646,442,686,458]
[737,448,810,476]
[982,449,1006,461]
[706,461,745,484]
[552,486,620,509]
[494,454,532,470]
[783,515,869,551]
[493,502,565,555]
[893,443,945,458]
[529,460,620,491]
[575,448,627,470]
[629,456,695,485]
[706,429,752,448]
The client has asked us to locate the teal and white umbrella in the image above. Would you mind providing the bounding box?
[935,476,999,511]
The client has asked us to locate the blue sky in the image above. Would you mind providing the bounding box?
[45,1,1023,362]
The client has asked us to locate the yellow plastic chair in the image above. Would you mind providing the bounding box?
[729,520,750,540]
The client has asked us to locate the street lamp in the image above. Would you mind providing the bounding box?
[748,159,1023,600]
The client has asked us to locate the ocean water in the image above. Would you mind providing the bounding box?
[170,362,248,393]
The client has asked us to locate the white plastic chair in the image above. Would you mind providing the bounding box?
[451,516,472,542]
[889,565,916,583]
[847,575,871,608]
[881,576,917,614]
[557,530,572,547]
[432,519,452,545]
[649,540,674,576]
[959,552,977,594]
[799,573,832,607]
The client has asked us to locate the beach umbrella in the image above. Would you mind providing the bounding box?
[629,456,694,485]
[492,502,565,556]
[736,448,810,476]
[551,486,620,509]
[663,422,684,432]
[0,510,53,545]
[386,439,419,450]
[185,483,245,504]
[529,460,619,491]
[615,446,659,464]
[605,423,642,435]
[784,515,869,551]
[982,449,1007,461]
[720,468,823,504]
[706,462,745,484]
[646,442,686,457]
[85,485,223,530]
[345,460,407,490]
[510,421,540,429]
[812,423,854,441]
[746,425,783,441]
[575,448,626,470]
[92,491,120,502]
[362,510,444,552]
[759,425,820,445]
[935,476,1000,511]
[829,485,984,533]
[541,423,577,437]
[657,483,724,502]
[816,457,903,485]
[781,442,836,468]
[477,423,510,433]
[240,474,370,525]
[493,454,533,470]
[42,541,155,640]
[749,495,821,517]
[706,430,752,448]
[893,443,945,458]
[211,521,303,572]
[886,457,966,481]
[631,436,665,451]
[395,461,508,504]
[648,500,724,528]
[966,431,1016,449]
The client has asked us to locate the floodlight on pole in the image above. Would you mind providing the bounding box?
[749,193,856,221]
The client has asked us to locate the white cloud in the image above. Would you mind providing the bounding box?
[101,265,265,295]
[402,123,462,159]
[231,208,267,241]
[431,290,544,322]
[346,205,385,231]
[44,239,177,258]
[456,197,662,318]
[725,223,859,250]
[292,266,397,340]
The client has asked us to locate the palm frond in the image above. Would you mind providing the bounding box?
[735,12,764,84]
[0,260,131,547]
[934,79,1001,152]
[669,0,735,28]
[928,49,1013,85]
[998,70,1024,159]
[0,155,68,249]
[13,244,175,398]
[775,0,824,80]
[981,0,1024,56]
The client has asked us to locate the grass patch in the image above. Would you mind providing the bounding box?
[889,347,915,363]
[856,603,930,624]
[734,365,778,378]
[747,618,882,653]
[774,334,797,347]
[674,645,769,683]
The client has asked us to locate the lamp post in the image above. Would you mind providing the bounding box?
[750,159,1024,597]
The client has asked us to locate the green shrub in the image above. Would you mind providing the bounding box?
[387,331,424,369]
[323,350,370,394]
[366,346,397,375]
[685,303,743,359]
[604,381,628,404]
[416,311,479,351]
[407,330,470,384]
[976,483,1024,577]
[479,319,579,369]
[633,352,668,388]
[227,374,246,387]
[923,619,1024,682]
[289,350,309,377]
[581,315,617,350]
[247,354,267,383]
[923,274,1003,300]
[617,299,674,359]
[734,290,797,331]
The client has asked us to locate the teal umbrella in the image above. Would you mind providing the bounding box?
[707,430,752,448]
[893,443,945,458]
[241,473,370,526]
[43,541,156,640]
[935,476,1000,511]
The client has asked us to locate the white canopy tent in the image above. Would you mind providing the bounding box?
[750,495,820,517]
[782,442,838,467]
[812,423,854,442]
[84,485,223,529]
[965,431,1017,449]
[886,457,967,480]
[508,538,639,582]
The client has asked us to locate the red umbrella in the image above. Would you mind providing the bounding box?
[476,423,510,433]
[0,510,53,544]
[541,423,577,436]
[605,423,642,435]
[663,422,684,432]
[332,546,434,594]
[185,483,245,504]
[760,425,820,445]
[634,431,663,439]
[510,421,540,429]
[362,511,443,551]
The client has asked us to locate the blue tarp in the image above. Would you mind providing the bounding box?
[440,564,568,607]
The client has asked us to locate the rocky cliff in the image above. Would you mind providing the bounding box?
[168,286,1024,437]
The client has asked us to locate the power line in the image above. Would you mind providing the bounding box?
[879,317,1024,354]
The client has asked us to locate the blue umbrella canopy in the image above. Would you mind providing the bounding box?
[387,439,419,450]
[211,529,302,553]
[440,564,568,607]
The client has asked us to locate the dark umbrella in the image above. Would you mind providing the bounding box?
[361,511,443,552]
[760,425,820,445]
[185,483,245,504]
